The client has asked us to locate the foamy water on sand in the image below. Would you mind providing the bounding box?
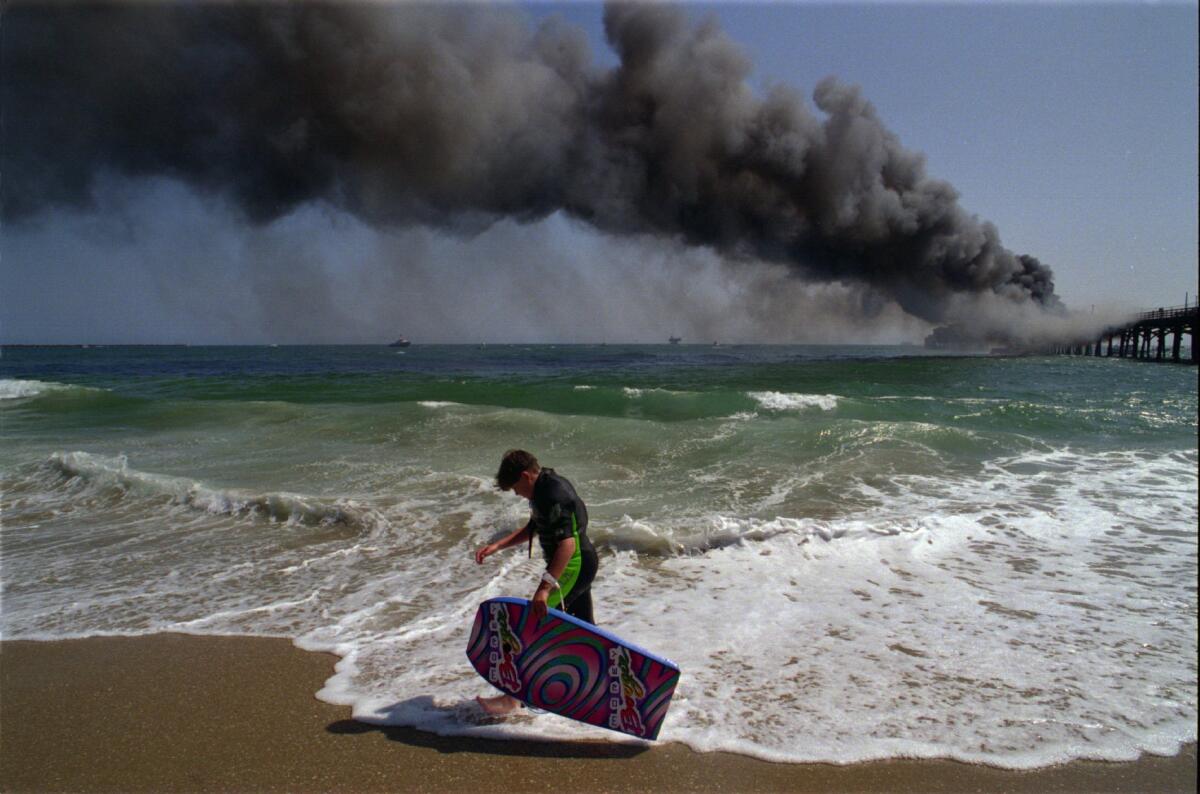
[1,346,1195,768]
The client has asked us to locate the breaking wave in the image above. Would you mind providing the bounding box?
[42,451,387,531]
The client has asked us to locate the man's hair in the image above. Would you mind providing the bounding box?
[495,449,539,491]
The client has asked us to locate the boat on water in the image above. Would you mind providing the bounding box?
[669,336,682,345]
[388,336,412,348]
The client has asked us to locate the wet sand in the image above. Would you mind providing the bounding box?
[1,634,1194,793]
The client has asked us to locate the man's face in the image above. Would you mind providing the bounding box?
[511,469,537,500]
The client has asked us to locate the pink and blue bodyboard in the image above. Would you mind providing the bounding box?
[466,596,680,740]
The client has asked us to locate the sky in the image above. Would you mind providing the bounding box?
[2,1,1197,345]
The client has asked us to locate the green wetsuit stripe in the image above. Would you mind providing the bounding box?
[548,514,583,609]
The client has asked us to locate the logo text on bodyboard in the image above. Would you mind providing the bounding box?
[608,646,647,736]
[487,603,522,693]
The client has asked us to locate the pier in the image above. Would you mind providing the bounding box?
[1052,304,1198,364]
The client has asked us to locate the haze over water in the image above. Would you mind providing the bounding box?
[1,344,1195,767]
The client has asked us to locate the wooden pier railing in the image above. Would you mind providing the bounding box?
[1051,304,1198,364]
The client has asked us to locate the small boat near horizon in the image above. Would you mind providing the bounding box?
[669,336,682,345]
[388,336,412,348]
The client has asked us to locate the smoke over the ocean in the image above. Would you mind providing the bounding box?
[4,2,1065,340]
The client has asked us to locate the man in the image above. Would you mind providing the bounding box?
[474,449,599,715]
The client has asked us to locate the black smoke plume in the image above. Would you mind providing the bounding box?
[2,2,1061,326]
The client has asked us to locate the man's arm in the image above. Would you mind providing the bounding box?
[543,535,575,582]
[474,523,531,564]
[531,535,575,620]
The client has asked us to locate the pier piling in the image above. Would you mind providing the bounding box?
[1049,305,1197,365]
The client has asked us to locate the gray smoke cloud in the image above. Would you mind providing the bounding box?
[2,177,932,344]
[3,2,1062,336]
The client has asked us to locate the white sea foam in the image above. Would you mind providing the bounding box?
[417,401,462,409]
[720,411,758,422]
[0,378,101,400]
[294,446,1196,768]
[590,513,836,555]
[748,391,839,411]
[622,387,692,398]
[96,450,1200,767]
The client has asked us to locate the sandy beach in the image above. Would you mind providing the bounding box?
[0,634,1194,793]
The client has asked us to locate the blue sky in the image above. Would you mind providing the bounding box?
[2,2,1197,344]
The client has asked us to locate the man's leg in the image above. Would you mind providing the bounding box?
[476,693,522,715]
[565,589,594,625]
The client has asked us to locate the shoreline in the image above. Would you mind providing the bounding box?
[1,634,1195,793]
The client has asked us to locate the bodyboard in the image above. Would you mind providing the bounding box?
[466,596,680,740]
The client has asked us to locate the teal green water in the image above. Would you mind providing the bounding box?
[3,347,1190,523]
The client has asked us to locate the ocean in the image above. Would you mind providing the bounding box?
[1,344,1195,768]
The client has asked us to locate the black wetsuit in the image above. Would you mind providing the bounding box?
[528,468,599,624]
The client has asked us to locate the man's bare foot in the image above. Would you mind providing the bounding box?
[476,694,522,716]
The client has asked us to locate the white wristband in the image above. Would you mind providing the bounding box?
[540,571,559,588]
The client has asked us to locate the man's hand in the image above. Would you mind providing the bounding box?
[474,543,497,564]
[531,587,550,622]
